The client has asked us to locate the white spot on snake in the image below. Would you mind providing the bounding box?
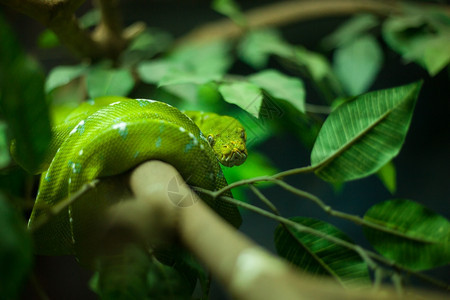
[109,101,121,106]
[69,120,85,136]
[133,151,140,158]
[68,178,72,184]
[200,144,204,150]
[136,99,156,106]
[87,99,95,105]
[156,136,162,148]
[57,147,61,153]
[112,122,128,139]
[79,149,83,156]
[179,127,186,132]
[44,173,51,182]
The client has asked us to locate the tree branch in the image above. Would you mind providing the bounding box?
[178,0,450,45]
[0,0,144,61]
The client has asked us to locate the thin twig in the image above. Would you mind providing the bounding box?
[28,179,99,233]
[193,186,450,291]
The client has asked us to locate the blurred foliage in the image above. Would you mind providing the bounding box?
[1,0,449,298]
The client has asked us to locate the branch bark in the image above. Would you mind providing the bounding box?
[110,160,447,300]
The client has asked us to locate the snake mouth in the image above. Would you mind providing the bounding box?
[220,150,248,167]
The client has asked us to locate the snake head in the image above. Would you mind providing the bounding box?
[208,126,247,167]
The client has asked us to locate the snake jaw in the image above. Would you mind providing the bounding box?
[219,145,248,167]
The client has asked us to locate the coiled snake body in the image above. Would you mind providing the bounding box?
[23,97,246,257]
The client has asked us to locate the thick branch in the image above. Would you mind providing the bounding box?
[178,0,450,45]
[119,161,448,299]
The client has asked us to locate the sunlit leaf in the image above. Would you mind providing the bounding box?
[0,193,33,299]
[293,46,335,83]
[274,217,370,287]
[86,68,135,98]
[212,0,246,27]
[249,69,305,113]
[169,39,232,77]
[218,82,263,118]
[45,64,87,93]
[333,35,383,95]
[364,199,450,270]
[311,82,422,182]
[322,14,379,49]
[137,60,172,84]
[238,29,292,68]
[422,34,450,76]
[376,160,396,194]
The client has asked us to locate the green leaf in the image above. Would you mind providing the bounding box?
[37,29,59,49]
[311,81,422,182]
[0,193,33,299]
[137,59,172,84]
[159,68,222,87]
[169,39,232,78]
[212,0,246,27]
[0,15,52,173]
[292,46,335,83]
[79,9,101,29]
[45,64,87,93]
[422,34,450,76]
[382,13,450,76]
[322,14,379,49]
[333,35,383,95]
[238,29,293,68]
[0,122,11,169]
[363,199,450,270]
[274,217,370,287]
[86,68,135,98]
[376,160,396,194]
[218,82,263,118]
[122,29,173,66]
[249,69,305,113]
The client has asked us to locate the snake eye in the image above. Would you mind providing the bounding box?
[207,134,215,146]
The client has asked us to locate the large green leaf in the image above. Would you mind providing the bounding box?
[218,82,263,118]
[45,64,87,93]
[86,68,135,98]
[237,28,292,68]
[311,81,422,182]
[274,217,370,287]
[0,193,33,299]
[322,14,379,49]
[248,69,305,113]
[363,199,450,270]
[333,35,383,95]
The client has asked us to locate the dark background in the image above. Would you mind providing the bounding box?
[2,0,449,299]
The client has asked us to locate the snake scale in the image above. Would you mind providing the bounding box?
[21,97,246,258]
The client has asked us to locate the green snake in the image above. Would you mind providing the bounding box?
[20,97,246,257]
